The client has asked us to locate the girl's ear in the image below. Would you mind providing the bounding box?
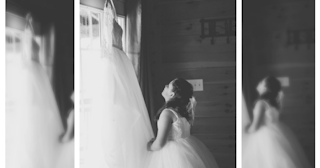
[170,92,175,98]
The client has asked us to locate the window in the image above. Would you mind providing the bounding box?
[6,28,23,54]
[80,5,126,51]
[117,15,126,53]
[80,6,102,49]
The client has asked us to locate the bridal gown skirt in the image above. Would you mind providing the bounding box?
[243,122,312,168]
[6,61,65,168]
[56,140,75,168]
[145,136,220,168]
[81,47,154,168]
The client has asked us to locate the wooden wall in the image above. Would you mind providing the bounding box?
[243,0,315,166]
[148,0,236,168]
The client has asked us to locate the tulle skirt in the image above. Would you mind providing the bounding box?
[243,122,312,168]
[55,140,74,168]
[6,61,65,168]
[80,47,154,168]
[145,136,220,168]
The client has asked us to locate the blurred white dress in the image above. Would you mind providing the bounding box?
[6,22,65,168]
[242,100,312,168]
[145,109,220,168]
[80,1,154,168]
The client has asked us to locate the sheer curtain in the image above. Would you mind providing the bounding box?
[126,0,156,129]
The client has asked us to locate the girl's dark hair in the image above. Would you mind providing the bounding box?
[258,76,282,109]
[155,78,193,121]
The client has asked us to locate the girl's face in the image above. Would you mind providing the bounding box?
[256,79,267,95]
[162,81,175,102]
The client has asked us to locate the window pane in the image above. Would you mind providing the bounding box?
[117,16,126,52]
[80,9,89,38]
[91,12,100,38]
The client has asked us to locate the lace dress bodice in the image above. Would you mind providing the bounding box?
[165,109,191,141]
[102,0,123,58]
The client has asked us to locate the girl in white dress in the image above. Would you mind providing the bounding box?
[243,76,312,168]
[146,78,220,168]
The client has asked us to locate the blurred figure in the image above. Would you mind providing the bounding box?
[242,76,312,168]
[5,13,67,168]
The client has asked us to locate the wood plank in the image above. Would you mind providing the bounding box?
[160,18,236,37]
[287,124,315,136]
[281,106,314,119]
[253,66,315,82]
[161,50,235,63]
[195,100,235,117]
[161,35,236,52]
[156,0,235,20]
[252,46,315,65]
[191,118,235,134]
[162,66,236,83]
[282,79,315,94]
[281,94,314,107]
[193,83,235,100]
[163,62,235,70]
[282,118,315,127]
[155,0,232,4]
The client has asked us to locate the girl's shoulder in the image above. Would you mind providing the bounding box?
[254,99,269,109]
[160,108,178,122]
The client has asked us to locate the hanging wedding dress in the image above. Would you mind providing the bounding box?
[80,0,154,167]
[6,15,65,168]
[242,95,312,168]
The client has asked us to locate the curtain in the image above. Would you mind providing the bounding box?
[125,0,141,77]
[126,0,156,131]
[52,20,74,130]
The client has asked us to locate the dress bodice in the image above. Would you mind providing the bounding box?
[102,0,123,56]
[262,101,280,125]
[165,109,191,141]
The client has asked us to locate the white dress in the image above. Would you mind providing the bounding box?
[80,1,154,168]
[6,25,66,168]
[145,109,220,168]
[242,101,312,168]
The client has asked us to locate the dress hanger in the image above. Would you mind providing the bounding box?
[25,13,35,35]
[105,0,118,21]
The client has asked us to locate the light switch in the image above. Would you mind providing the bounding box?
[187,79,203,91]
[277,77,290,87]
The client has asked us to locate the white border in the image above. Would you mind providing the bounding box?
[315,0,319,167]
[75,0,80,168]
[236,0,242,167]
[1,0,6,167]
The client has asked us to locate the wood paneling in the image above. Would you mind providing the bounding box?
[156,0,235,20]
[243,0,315,166]
[147,0,236,167]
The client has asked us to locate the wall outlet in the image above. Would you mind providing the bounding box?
[277,77,290,87]
[187,79,203,91]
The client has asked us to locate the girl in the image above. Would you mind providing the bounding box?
[243,76,312,168]
[146,78,220,168]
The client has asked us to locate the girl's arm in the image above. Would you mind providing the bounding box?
[60,109,74,142]
[246,100,266,133]
[148,110,174,151]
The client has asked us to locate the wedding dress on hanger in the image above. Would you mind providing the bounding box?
[6,14,64,168]
[80,0,154,167]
